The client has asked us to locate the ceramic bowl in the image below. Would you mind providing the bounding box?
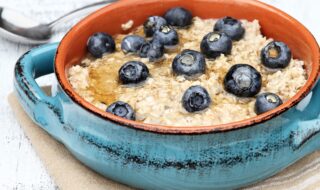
[14,0,320,189]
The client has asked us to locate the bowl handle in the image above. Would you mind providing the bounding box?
[13,43,63,138]
[290,78,320,151]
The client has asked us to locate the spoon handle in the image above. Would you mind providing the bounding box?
[48,0,118,29]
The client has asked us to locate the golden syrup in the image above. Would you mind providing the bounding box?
[87,26,190,105]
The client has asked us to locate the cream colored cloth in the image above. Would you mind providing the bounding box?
[8,88,320,190]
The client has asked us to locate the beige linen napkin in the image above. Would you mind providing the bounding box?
[8,88,320,190]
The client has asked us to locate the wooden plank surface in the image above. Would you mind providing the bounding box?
[0,0,319,189]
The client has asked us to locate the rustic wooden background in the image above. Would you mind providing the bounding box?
[0,0,319,189]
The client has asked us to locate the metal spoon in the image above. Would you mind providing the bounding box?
[0,0,117,44]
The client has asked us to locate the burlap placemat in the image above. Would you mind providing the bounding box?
[8,88,320,190]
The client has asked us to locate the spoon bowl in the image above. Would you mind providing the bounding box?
[0,1,116,44]
[0,7,51,44]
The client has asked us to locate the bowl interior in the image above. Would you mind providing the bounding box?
[55,0,319,134]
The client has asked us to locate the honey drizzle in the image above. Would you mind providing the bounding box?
[87,26,190,105]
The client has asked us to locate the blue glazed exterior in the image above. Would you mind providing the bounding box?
[14,43,320,189]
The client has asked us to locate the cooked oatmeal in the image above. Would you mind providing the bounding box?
[68,17,307,126]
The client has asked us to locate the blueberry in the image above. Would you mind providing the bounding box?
[121,35,146,54]
[164,7,192,28]
[87,32,115,58]
[224,64,262,97]
[153,25,179,48]
[214,16,245,41]
[172,49,206,77]
[254,92,283,114]
[119,61,149,84]
[200,32,232,59]
[106,101,135,120]
[139,40,164,62]
[261,41,292,69]
[143,16,167,37]
[182,85,211,113]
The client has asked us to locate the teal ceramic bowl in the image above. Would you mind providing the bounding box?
[14,0,320,189]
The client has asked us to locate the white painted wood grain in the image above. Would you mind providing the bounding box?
[0,0,318,189]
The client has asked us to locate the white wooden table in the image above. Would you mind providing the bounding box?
[0,0,319,189]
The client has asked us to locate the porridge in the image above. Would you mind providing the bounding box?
[68,7,307,126]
